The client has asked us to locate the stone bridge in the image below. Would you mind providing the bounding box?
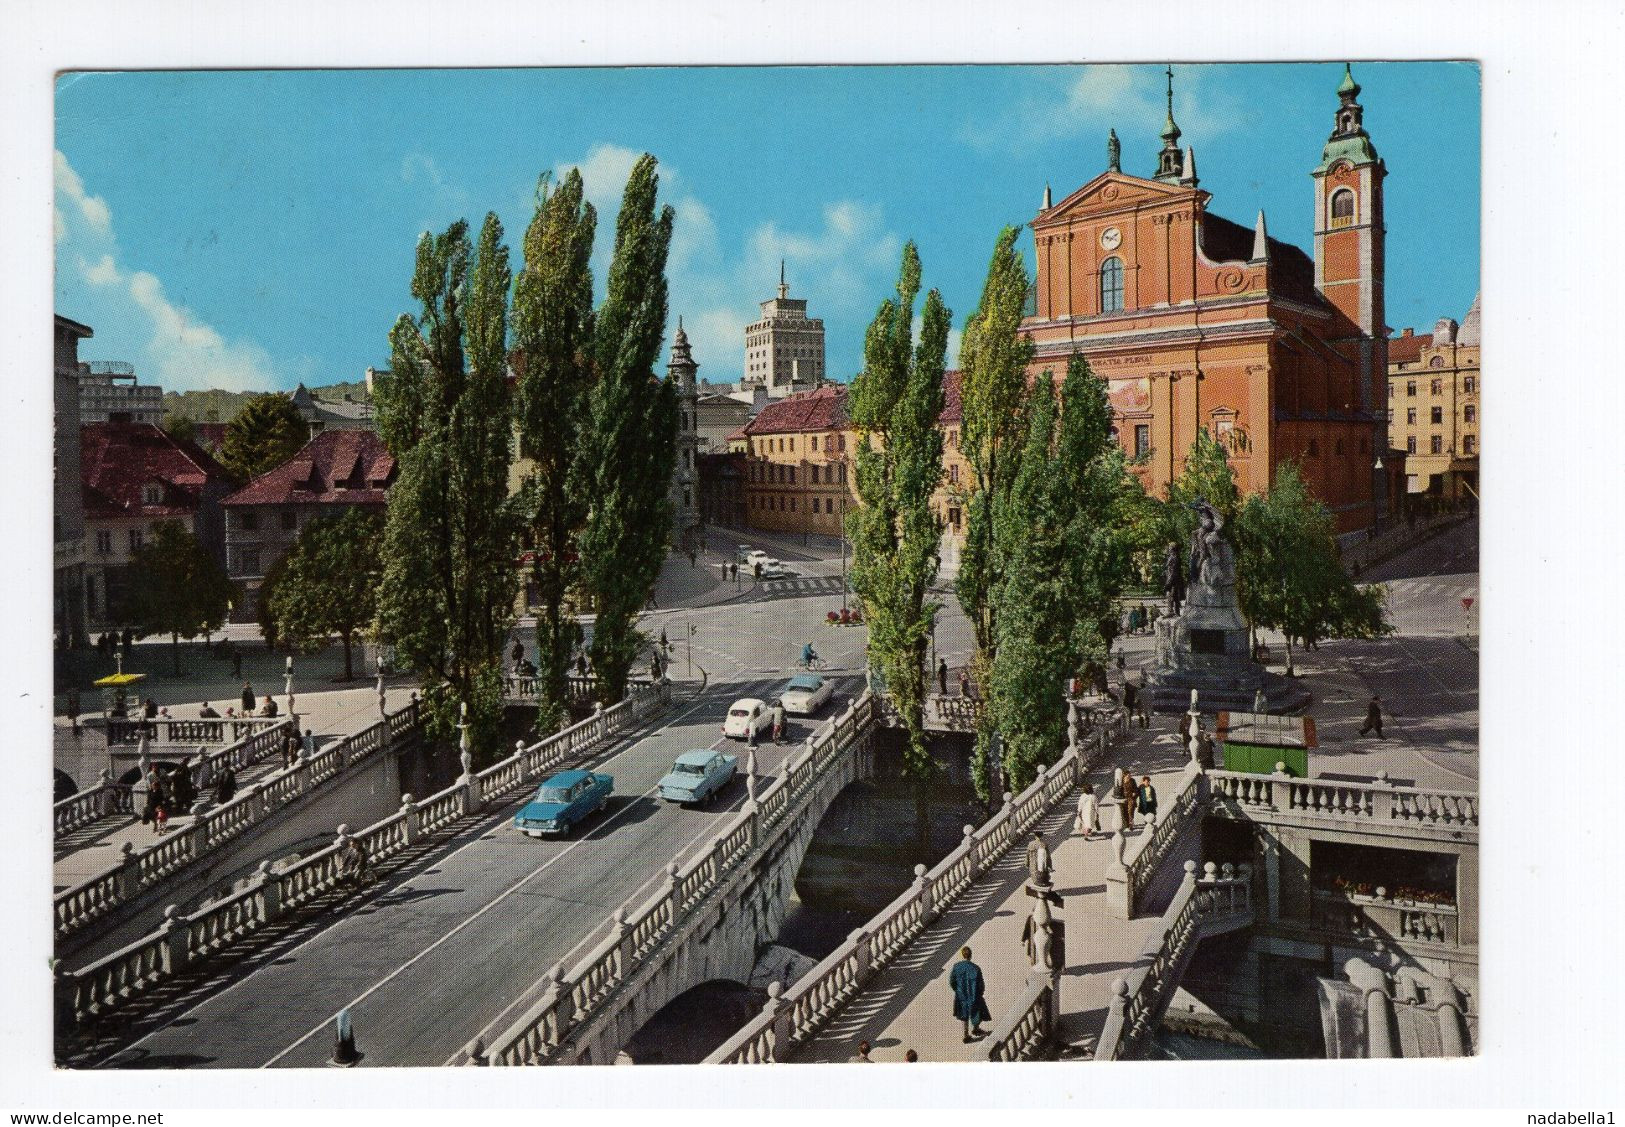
[460,692,882,1067]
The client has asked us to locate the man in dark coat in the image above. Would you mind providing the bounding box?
[241,682,256,714]
[213,764,237,805]
[1359,694,1384,738]
[937,659,948,697]
[949,947,991,1042]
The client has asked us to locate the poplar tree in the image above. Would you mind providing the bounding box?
[578,154,679,703]
[376,214,520,756]
[954,227,1035,668]
[513,170,598,731]
[847,242,950,806]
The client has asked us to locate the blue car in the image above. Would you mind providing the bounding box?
[514,769,613,838]
[657,750,738,804]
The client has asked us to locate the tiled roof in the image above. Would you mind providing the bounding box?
[744,385,850,436]
[938,369,964,425]
[192,422,228,453]
[81,423,230,520]
[222,428,396,507]
[1388,329,1427,366]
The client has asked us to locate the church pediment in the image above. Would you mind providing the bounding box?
[1039,172,1201,223]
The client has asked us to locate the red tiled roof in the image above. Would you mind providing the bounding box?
[724,426,749,441]
[745,385,850,436]
[1387,329,1426,366]
[81,423,231,520]
[222,428,396,507]
[938,369,963,425]
[192,422,228,453]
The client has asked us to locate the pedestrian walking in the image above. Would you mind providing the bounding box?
[303,728,316,761]
[1137,776,1158,821]
[771,699,786,745]
[852,1040,874,1063]
[1075,784,1101,838]
[1117,768,1137,832]
[262,694,279,718]
[241,681,255,714]
[949,947,992,1043]
[1359,694,1384,738]
[660,629,669,653]
[937,659,948,696]
[283,728,299,769]
[958,671,970,698]
[214,764,237,805]
[170,761,197,813]
[1122,679,1139,721]
[65,688,80,736]
[337,837,370,890]
[140,767,161,827]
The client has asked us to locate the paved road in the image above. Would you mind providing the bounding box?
[97,670,863,1069]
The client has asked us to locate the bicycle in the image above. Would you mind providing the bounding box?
[797,656,828,671]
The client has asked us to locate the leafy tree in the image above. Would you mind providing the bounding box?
[1163,426,1243,552]
[847,242,950,824]
[1236,462,1391,673]
[127,520,234,673]
[955,227,1035,665]
[578,154,679,704]
[513,170,598,731]
[163,412,197,445]
[265,509,384,680]
[219,393,308,484]
[376,214,521,758]
[979,354,1134,797]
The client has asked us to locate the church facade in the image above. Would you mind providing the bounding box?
[1019,66,1388,532]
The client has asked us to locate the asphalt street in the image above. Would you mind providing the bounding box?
[100,667,863,1069]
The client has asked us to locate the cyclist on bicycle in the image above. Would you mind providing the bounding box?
[801,643,819,668]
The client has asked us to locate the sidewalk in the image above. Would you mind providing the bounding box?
[53,684,419,894]
[791,722,1194,1063]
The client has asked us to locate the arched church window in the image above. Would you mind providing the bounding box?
[1330,189,1355,229]
[1099,257,1124,314]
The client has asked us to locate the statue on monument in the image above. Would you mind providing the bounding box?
[1162,542,1185,616]
[1187,498,1232,590]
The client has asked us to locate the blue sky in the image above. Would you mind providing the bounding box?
[54,62,1479,394]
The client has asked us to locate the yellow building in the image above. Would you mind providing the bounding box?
[740,386,857,537]
[1386,293,1479,502]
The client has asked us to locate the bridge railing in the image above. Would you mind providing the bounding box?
[975,972,1057,1062]
[1206,770,1478,835]
[1095,861,1255,1062]
[467,692,882,1067]
[1106,761,1206,919]
[707,705,1125,1065]
[103,717,282,747]
[54,776,134,836]
[56,679,674,1031]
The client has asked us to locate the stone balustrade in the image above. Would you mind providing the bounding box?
[1095,862,1255,1062]
[705,708,1123,1065]
[1107,763,1205,919]
[54,774,134,836]
[57,680,674,1030]
[103,716,281,747]
[975,972,1057,1062]
[1207,769,1478,838]
[1310,890,1461,948]
[504,674,650,705]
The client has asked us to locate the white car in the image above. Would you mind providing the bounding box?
[779,674,833,716]
[745,550,772,570]
[760,559,795,580]
[722,698,774,740]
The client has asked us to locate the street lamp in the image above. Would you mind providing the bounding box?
[284,655,295,718]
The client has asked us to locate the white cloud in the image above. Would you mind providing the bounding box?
[55,149,278,393]
[962,64,1244,156]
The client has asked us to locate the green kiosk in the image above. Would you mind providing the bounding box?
[1215,711,1316,777]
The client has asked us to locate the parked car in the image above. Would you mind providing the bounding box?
[657,749,738,804]
[513,769,613,837]
[779,673,833,716]
[722,698,773,740]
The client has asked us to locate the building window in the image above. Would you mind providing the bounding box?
[1464,405,1476,423]
[96,530,112,554]
[1464,377,1476,394]
[141,482,163,505]
[1134,424,1150,458]
[1387,383,1395,399]
[238,511,259,531]
[789,437,795,452]
[1329,189,1355,228]
[1406,381,1416,398]
[236,548,260,576]
[948,506,961,531]
[949,463,960,485]
[811,465,820,484]
[1406,408,1416,425]
[838,434,846,453]
[1431,378,1443,394]
[1099,257,1125,314]
[1431,435,1443,455]
[788,467,795,484]
[128,528,144,553]
[281,510,298,531]
[1406,436,1417,454]
[1430,406,1443,425]
[1429,356,1445,370]
[1335,439,1344,455]
[839,463,847,484]
[1307,439,1320,457]
[1463,435,1476,454]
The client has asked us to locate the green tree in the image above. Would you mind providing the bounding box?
[163,412,197,446]
[1163,426,1244,552]
[376,214,520,758]
[979,354,1134,797]
[578,154,679,704]
[954,227,1035,667]
[219,392,308,484]
[847,242,951,822]
[1236,462,1391,674]
[127,520,234,673]
[513,170,598,731]
[265,509,384,680]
